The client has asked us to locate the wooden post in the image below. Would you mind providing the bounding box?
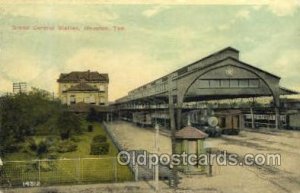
[250,107,255,129]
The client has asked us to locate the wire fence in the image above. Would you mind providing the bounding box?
[0,157,133,188]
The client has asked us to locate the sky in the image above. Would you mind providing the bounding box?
[0,1,299,101]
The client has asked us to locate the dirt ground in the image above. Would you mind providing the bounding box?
[107,121,300,193]
[2,121,300,193]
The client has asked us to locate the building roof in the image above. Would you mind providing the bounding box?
[281,98,300,103]
[57,70,109,83]
[279,87,299,95]
[175,126,208,139]
[65,82,99,92]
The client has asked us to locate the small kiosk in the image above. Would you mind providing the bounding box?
[175,123,208,174]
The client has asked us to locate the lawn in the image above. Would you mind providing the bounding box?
[1,121,133,187]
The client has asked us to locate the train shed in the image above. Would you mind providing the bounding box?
[114,47,298,130]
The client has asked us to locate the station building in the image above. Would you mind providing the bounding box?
[57,70,109,106]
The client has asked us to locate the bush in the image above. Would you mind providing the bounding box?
[57,140,77,153]
[47,152,58,159]
[90,142,110,155]
[57,111,82,140]
[45,136,59,146]
[38,161,54,172]
[88,125,94,132]
[26,137,37,151]
[60,131,70,140]
[92,135,107,143]
[37,141,49,156]
[70,136,80,142]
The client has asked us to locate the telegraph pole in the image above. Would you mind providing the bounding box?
[155,123,159,192]
[168,76,178,188]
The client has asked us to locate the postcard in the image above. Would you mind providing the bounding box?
[0,1,299,193]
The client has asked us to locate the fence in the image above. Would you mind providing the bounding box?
[103,122,173,181]
[0,157,133,188]
[103,122,124,152]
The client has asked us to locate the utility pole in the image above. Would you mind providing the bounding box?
[155,123,159,192]
[13,82,27,94]
[168,76,178,188]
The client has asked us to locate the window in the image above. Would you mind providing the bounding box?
[70,95,76,104]
[84,97,90,103]
[90,95,96,104]
[100,97,105,105]
[239,79,249,88]
[220,80,230,87]
[249,79,259,88]
[63,85,68,91]
[99,85,105,92]
[210,80,220,88]
[197,79,260,89]
[230,80,239,87]
[199,80,210,88]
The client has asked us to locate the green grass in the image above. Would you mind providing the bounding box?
[5,121,118,160]
[59,121,119,158]
[1,121,133,186]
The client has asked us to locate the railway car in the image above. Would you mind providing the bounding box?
[287,112,300,130]
[132,112,152,127]
[244,112,287,128]
[215,110,242,135]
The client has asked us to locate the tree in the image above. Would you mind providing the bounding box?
[86,107,98,122]
[57,111,82,140]
[0,88,64,157]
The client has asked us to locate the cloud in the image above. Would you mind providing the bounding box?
[272,49,300,77]
[0,50,44,93]
[271,49,300,91]
[252,5,262,11]
[218,9,251,31]
[236,10,250,19]
[0,50,42,83]
[63,48,172,101]
[3,4,119,24]
[243,37,300,92]
[142,5,169,18]
[267,0,300,16]
[0,76,12,93]
[29,67,61,94]
[218,24,230,31]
